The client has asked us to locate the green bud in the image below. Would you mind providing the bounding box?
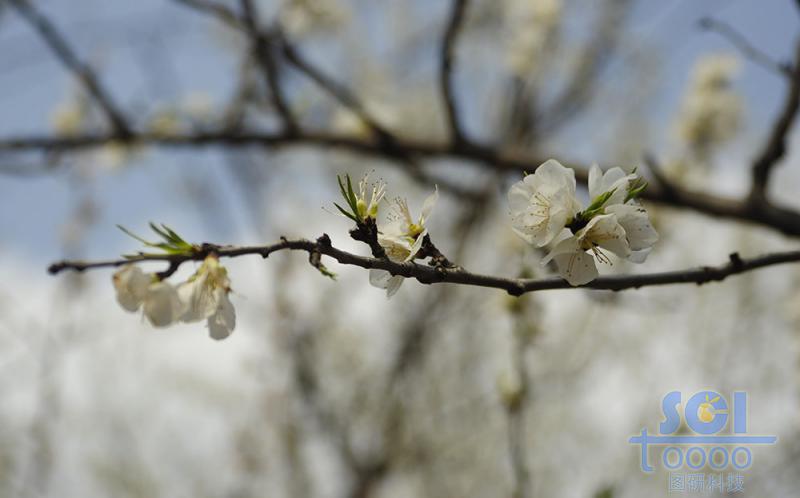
[356,198,368,219]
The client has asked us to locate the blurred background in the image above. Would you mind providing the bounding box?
[1,0,799,496]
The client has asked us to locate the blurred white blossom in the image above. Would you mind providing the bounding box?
[331,102,398,139]
[505,0,562,75]
[51,102,86,136]
[181,92,215,124]
[675,53,743,156]
[112,265,185,327]
[280,0,347,38]
[148,107,182,137]
[178,255,236,340]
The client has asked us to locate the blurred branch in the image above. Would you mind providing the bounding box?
[506,317,533,498]
[9,0,132,137]
[172,0,241,28]
[750,36,800,203]
[278,29,396,143]
[47,235,800,295]
[699,17,792,77]
[537,0,630,131]
[175,0,401,143]
[7,130,800,236]
[238,0,298,133]
[440,0,469,144]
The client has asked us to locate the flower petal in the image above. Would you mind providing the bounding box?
[582,213,630,259]
[208,290,236,340]
[112,265,151,312]
[606,204,658,252]
[385,275,404,298]
[553,250,599,286]
[143,282,184,328]
[541,229,579,265]
[420,186,439,223]
[369,269,394,289]
[369,269,404,298]
[178,273,219,322]
[534,159,576,194]
[588,163,603,200]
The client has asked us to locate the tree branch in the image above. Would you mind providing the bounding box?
[9,0,132,137]
[47,235,800,296]
[238,0,298,133]
[173,0,403,144]
[6,130,800,236]
[750,36,800,203]
[440,0,469,144]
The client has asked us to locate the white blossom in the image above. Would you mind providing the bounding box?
[356,173,387,221]
[588,163,636,206]
[508,159,581,247]
[509,162,658,286]
[113,265,151,312]
[112,265,184,327]
[369,186,438,297]
[542,215,630,286]
[178,255,236,340]
[539,164,658,285]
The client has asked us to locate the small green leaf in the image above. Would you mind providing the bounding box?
[586,188,616,212]
[317,265,337,280]
[346,174,356,204]
[333,202,359,222]
[337,174,358,213]
[117,225,153,245]
[337,174,349,204]
[148,222,173,243]
[625,179,648,203]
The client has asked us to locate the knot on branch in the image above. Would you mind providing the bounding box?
[418,234,459,272]
[309,234,335,279]
[728,252,744,270]
[349,218,385,258]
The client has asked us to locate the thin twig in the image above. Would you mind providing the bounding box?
[9,0,131,137]
[278,29,396,143]
[47,235,800,296]
[172,0,241,28]
[750,37,800,203]
[440,0,469,144]
[699,18,792,77]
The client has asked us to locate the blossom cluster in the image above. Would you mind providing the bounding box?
[369,186,438,298]
[509,159,658,285]
[336,173,438,298]
[112,255,236,340]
